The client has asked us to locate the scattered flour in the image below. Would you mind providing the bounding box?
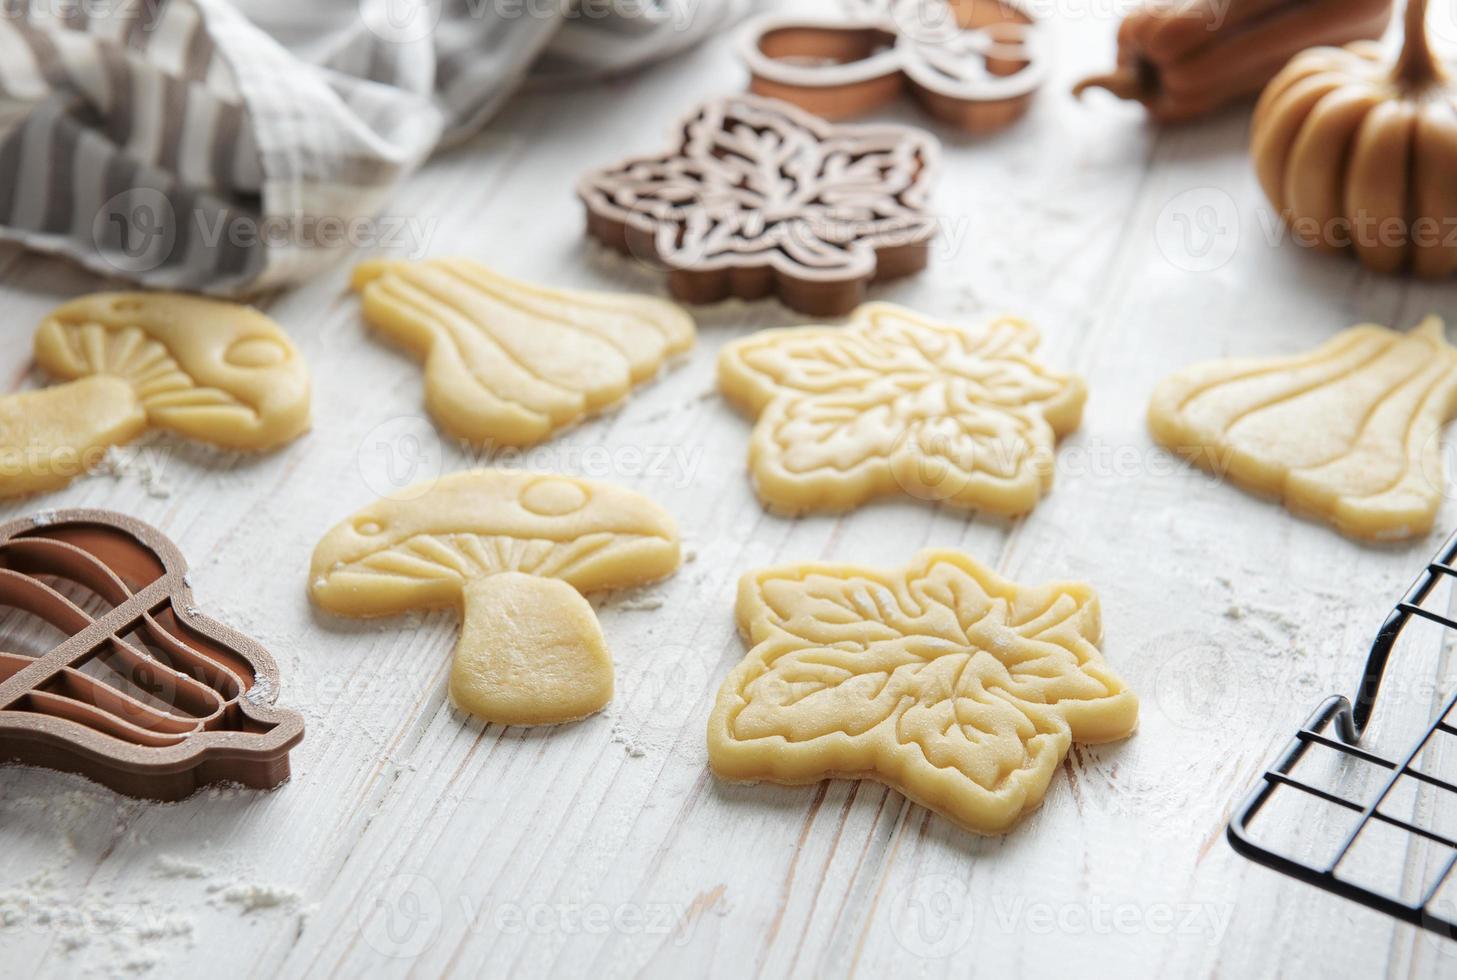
[208,881,302,915]
[0,869,195,975]
[610,726,649,758]
[95,445,172,499]
[613,595,665,612]
[152,856,211,881]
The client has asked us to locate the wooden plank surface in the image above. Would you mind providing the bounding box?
[3,6,1457,978]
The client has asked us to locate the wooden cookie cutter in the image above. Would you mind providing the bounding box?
[741,0,1044,132]
[0,510,303,800]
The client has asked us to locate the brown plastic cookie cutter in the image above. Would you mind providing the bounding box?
[578,94,939,317]
[0,510,303,800]
[741,0,1043,132]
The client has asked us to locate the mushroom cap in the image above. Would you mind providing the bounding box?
[309,469,682,617]
[34,292,311,450]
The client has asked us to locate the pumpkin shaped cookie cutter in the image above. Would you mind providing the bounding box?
[0,509,304,800]
[740,0,1044,131]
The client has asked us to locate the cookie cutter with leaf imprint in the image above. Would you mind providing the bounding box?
[739,0,1045,132]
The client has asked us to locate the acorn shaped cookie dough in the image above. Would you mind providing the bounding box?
[1,292,310,497]
[1251,0,1457,277]
[309,470,682,726]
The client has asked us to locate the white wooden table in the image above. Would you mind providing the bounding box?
[4,7,1457,978]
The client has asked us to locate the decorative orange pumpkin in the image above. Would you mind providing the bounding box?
[1252,0,1457,277]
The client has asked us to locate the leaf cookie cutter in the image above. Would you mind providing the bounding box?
[1229,528,1457,939]
[740,0,1044,132]
[0,510,303,800]
[578,94,939,317]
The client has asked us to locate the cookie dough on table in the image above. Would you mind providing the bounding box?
[1,292,310,497]
[309,469,682,727]
[351,258,695,447]
[718,302,1085,515]
[1148,315,1457,542]
[707,549,1138,835]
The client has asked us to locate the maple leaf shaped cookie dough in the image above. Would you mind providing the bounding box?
[1148,315,1457,541]
[578,94,938,316]
[719,302,1085,514]
[708,550,1138,835]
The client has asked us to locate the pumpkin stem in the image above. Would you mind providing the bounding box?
[1072,63,1153,104]
[1394,0,1442,86]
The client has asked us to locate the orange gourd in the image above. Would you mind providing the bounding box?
[1252,0,1457,277]
[1075,0,1392,121]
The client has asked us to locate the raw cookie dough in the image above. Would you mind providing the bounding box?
[1,292,310,497]
[707,549,1138,835]
[1148,315,1457,541]
[351,258,695,447]
[718,302,1085,514]
[309,469,682,727]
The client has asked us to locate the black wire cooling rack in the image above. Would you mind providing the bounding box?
[1228,528,1457,939]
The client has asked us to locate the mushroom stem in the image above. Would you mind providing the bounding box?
[1072,63,1153,103]
[0,377,147,498]
[1394,0,1442,86]
[448,572,614,727]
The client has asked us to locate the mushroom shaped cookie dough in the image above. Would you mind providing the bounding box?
[351,259,695,447]
[309,470,682,726]
[2,292,310,497]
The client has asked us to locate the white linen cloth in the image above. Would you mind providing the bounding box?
[0,0,751,292]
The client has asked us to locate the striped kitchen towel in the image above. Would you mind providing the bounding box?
[0,0,752,294]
